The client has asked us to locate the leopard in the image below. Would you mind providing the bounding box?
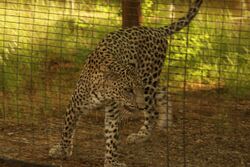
[49,0,203,166]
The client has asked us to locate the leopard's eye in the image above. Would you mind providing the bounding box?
[124,88,134,94]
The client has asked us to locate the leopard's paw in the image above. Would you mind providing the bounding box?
[104,160,127,167]
[126,133,150,145]
[49,144,72,159]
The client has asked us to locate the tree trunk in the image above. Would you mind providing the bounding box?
[122,0,142,28]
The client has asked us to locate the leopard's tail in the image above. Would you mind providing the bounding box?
[159,0,203,36]
[155,88,173,129]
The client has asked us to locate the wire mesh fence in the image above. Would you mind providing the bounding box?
[0,0,249,167]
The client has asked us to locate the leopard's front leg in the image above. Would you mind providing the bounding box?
[49,102,81,159]
[126,87,157,145]
[104,102,127,167]
[126,101,156,145]
[126,88,173,144]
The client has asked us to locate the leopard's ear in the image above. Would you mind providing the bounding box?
[124,64,140,78]
[99,64,116,80]
[101,61,136,81]
[99,64,109,73]
[103,70,120,81]
[127,62,136,68]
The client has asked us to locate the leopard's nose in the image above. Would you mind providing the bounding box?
[134,88,145,110]
[138,105,146,110]
[136,98,146,110]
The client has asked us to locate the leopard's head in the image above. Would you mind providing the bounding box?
[103,67,145,112]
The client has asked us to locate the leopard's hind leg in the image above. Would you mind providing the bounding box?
[155,87,173,129]
[126,40,167,145]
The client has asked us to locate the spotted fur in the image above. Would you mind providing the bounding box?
[49,0,202,166]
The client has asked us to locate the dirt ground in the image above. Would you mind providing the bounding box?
[0,90,250,167]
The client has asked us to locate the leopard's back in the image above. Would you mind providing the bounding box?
[92,26,168,86]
